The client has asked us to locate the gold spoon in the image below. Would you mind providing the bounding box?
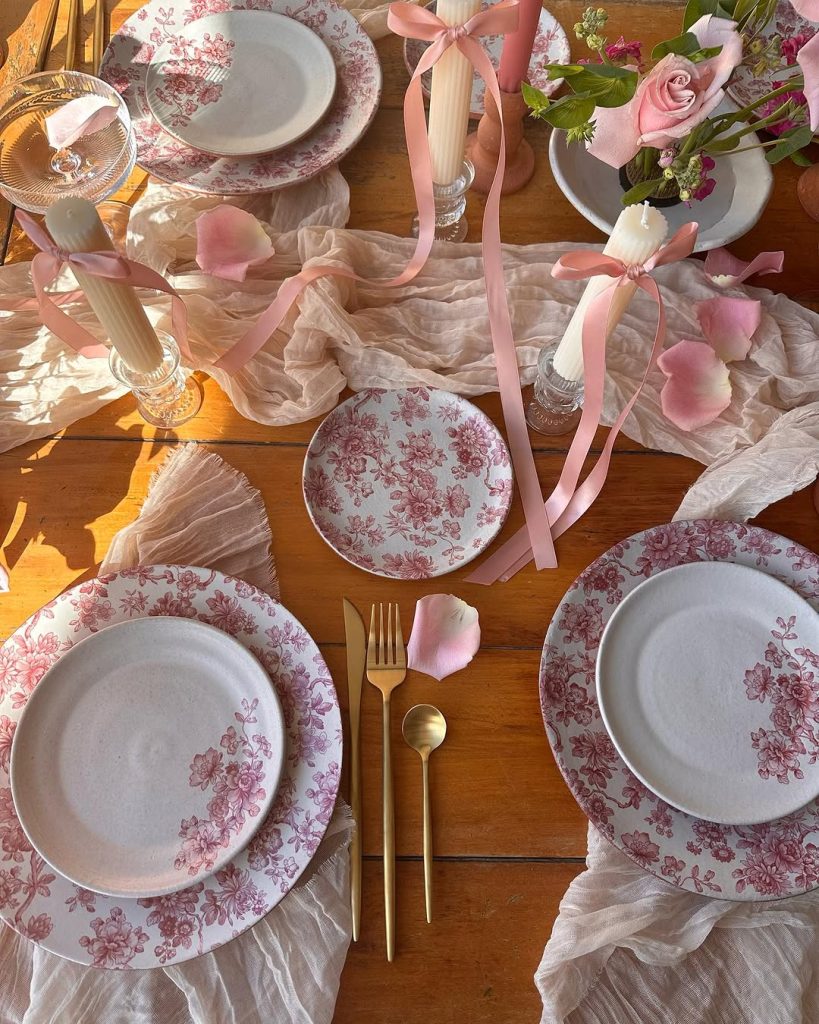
[402,704,447,923]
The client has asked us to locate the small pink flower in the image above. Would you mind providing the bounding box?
[188,747,223,790]
[744,663,774,702]
[661,855,685,877]
[79,908,149,968]
[621,830,661,868]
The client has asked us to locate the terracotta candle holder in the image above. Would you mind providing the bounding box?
[465,88,535,195]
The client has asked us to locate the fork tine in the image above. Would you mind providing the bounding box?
[387,602,393,665]
[367,604,377,667]
[394,603,405,666]
[379,603,385,666]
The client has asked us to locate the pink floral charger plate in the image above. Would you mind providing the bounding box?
[303,388,514,579]
[541,520,819,902]
[0,566,341,968]
[11,616,286,900]
[100,0,381,194]
[726,0,816,120]
[403,1,570,118]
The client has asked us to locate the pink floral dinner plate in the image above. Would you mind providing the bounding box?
[100,0,380,194]
[11,616,286,900]
[0,566,341,968]
[403,1,570,118]
[596,560,819,826]
[303,388,513,579]
[726,0,816,124]
[146,11,337,158]
[541,521,819,901]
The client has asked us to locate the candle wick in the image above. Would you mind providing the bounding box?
[640,202,649,229]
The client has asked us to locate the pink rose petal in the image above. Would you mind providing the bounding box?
[696,297,761,362]
[703,247,784,287]
[657,339,732,430]
[195,206,275,282]
[406,594,480,681]
[45,96,119,150]
[689,15,744,83]
[797,31,819,132]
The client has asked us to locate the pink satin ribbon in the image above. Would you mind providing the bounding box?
[214,0,557,571]
[467,221,699,585]
[1,211,191,362]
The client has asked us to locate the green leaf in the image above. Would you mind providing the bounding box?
[764,125,814,164]
[706,133,742,153]
[621,178,666,205]
[790,150,814,167]
[538,94,597,130]
[542,63,586,79]
[683,0,718,30]
[652,31,701,59]
[521,82,550,115]
[564,65,639,107]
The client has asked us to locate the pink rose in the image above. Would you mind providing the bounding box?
[588,16,742,168]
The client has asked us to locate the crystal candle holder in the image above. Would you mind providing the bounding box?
[109,332,203,428]
[411,159,474,243]
[525,342,584,436]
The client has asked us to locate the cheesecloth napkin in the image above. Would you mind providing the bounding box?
[0,443,354,1024]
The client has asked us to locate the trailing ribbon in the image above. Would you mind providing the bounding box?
[467,221,699,585]
[213,0,558,571]
[3,211,191,362]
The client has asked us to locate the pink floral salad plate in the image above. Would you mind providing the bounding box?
[100,0,381,194]
[596,560,819,827]
[145,11,337,158]
[403,1,570,118]
[541,521,819,902]
[0,566,341,968]
[302,388,514,579]
[10,616,286,900]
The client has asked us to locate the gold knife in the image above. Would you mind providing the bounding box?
[342,597,365,942]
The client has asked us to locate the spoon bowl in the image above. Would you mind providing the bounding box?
[402,704,447,759]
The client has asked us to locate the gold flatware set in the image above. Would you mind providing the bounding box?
[343,598,448,961]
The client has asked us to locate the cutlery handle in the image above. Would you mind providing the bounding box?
[422,756,432,923]
[350,726,361,942]
[382,697,395,962]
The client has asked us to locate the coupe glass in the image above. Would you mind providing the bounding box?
[0,70,136,214]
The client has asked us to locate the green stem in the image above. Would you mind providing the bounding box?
[708,78,803,131]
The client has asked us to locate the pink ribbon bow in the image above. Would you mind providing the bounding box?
[213,0,557,571]
[3,211,191,362]
[467,221,699,585]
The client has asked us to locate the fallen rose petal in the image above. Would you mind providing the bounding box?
[703,247,784,287]
[406,594,480,681]
[45,96,119,150]
[657,339,732,430]
[797,31,819,132]
[0,564,7,593]
[195,205,275,282]
[696,297,761,362]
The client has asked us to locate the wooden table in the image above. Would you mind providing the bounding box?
[2,1,818,1020]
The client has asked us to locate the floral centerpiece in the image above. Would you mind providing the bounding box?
[524,0,819,205]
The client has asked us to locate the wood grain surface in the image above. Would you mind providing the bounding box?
[1,1,818,1020]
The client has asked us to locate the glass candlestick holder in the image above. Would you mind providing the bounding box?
[525,342,584,435]
[109,331,203,428]
[411,159,475,243]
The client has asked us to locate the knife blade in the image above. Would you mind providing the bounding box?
[342,597,366,942]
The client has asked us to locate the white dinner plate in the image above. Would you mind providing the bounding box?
[146,11,337,157]
[11,616,285,899]
[596,560,819,825]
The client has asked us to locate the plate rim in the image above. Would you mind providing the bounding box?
[10,614,287,900]
[595,559,819,826]
[301,388,514,580]
[145,9,338,158]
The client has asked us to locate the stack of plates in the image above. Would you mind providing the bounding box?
[99,0,382,194]
[540,521,819,902]
[0,566,341,968]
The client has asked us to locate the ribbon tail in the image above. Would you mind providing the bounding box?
[466,39,555,570]
[29,253,111,360]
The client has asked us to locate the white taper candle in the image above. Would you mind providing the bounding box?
[44,198,165,374]
[427,0,481,185]
[553,203,669,382]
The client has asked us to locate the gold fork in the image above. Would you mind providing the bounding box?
[366,603,406,962]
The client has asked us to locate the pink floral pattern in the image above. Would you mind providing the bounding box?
[741,618,819,785]
[99,0,381,194]
[540,520,819,902]
[404,1,570,116]
[149,28,234,130]
[0,566,341,968]
[303,389,513,578]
